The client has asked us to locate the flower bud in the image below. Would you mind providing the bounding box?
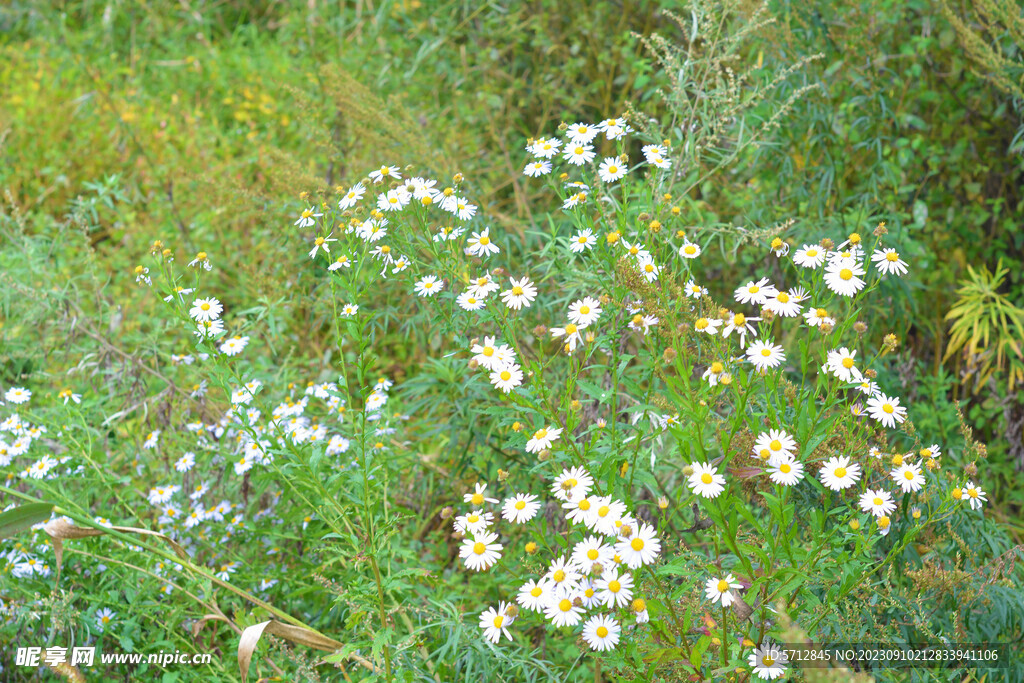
[525,541,538,554]
[965,461,977,477]
[532,324,548,336]
[854,321,868,334]
[849,519,860,530]
[440,506,454,520]
[874,221,888,236]
[497,469,510,482]
[638,212,651,222]
[663,347,677,364]
[538,449,551,462]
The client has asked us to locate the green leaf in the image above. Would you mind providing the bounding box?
[0,503,53,540]
[690,635,711,668]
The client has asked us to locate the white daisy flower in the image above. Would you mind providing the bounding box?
[594,568,634,609]
[892,462,925,493]
[859,488,896,516]
[581,614,621,651]
[746,340,786,371]
[517,578,553,612]
[569,229,597,253]
[526,426,562,454]
[479,602,514,644]
[819,456,861,491]
[961,481,987,510]
[687,462,726,498]
[615,522,660,569]
[767,457,804,485]
[501,493,540,523]
[500,276,537,310]
[459,531,502,571]
[872,248,908,276]
[792,244,827,269]
[735,278,778,306]
[824,258,867,297]
[414,275,444,297]
[562,143,596,166]
[705,574,742,607]
[597,157,627,183]
[866,394,907,428]
[567,297,602,327]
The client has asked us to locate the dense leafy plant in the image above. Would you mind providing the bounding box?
[1,1,1022,681]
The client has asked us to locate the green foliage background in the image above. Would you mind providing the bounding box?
[1,0,1022,680]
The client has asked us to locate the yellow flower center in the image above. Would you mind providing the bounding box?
[467,515,479,523]
[596,626,609,638]
[968,488,978,498]
[564,324,578,334]
[878,516,890,529]
[645,264,654,272]
[733,314,745,325]
[500,371,511,381]
[873,497,883,506]
[780,463,792,474]
[761,349,771,357]
[482,347,494,357]
[478,235,490,245]
[842,358,854,369]
[700,473,712,484]
[685,245,696,254]
[630,538,644,551]
[839,268,853,281]
[886,252,899,262]
[531,586,543,597]
[695,318,709,329]
[710,362,724,373]
[578,499,591,511]
[816,308,828,318]
[770,439,782,451]
[717,579,729,593]
[883,404,894,414]
[632,598,646,612]
[587,549,599,560]
[835,467,847,478]
[607,165,618,174]
[553,570,566,582]
[471,493,484,505]
[493,616,504,628]
[473,542,486,555]
[515,500,526,510]
[559,599,572,612]
[534,428,547,439]
[777,292,790,303]
[904,470,915,480]
[806,249,817,257]
[574,146,584,155]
